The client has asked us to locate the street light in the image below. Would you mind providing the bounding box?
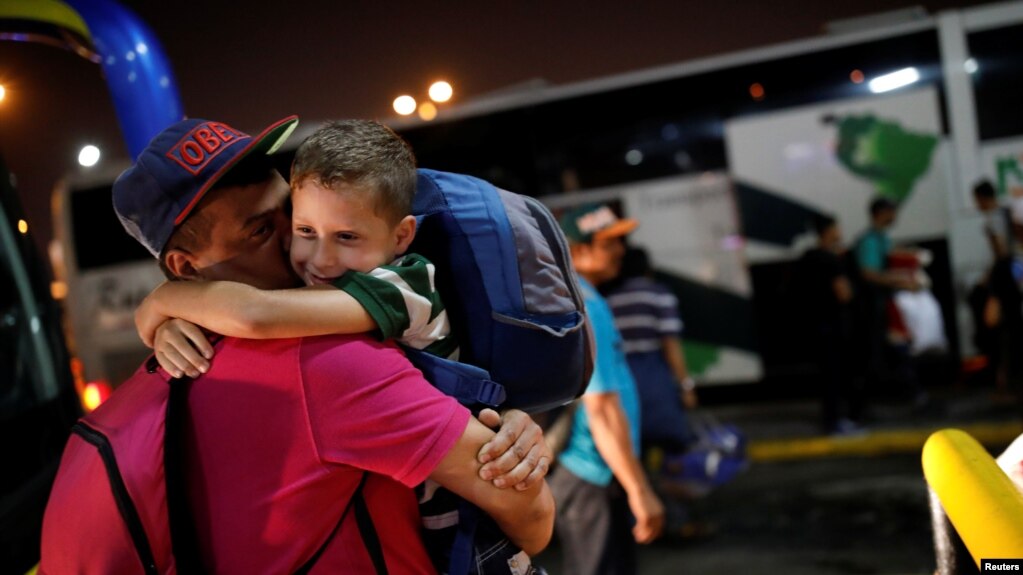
[78,145,101,167]
[0,84,6,103]
[393,95,417,116]
[429,81,453,103]
[393,81,455,120]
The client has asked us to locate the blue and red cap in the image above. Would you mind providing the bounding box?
[113,115,299,258]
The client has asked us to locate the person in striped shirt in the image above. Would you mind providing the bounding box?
[134,120,547,575]
[605,247,697,452]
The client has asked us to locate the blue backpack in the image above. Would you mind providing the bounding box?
[404,168,593,413]
[402,169,592,575]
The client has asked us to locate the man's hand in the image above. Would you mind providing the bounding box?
[627,488,665,544]
[476,409,552,491]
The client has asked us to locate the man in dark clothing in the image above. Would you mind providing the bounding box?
[797,215,863,434]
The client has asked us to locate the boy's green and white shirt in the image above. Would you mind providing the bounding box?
[331,253,459,359]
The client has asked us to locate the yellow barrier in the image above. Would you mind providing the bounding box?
[922,429,1023,566]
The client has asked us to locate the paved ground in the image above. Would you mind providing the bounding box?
[534,385,1021,574]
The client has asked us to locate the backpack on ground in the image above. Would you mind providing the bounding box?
[404,168,594,413]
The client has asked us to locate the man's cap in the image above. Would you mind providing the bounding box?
[113,115,299,258]
[559,203,638,244]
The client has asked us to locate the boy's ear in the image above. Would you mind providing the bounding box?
[163,249,204,281]
[393,215,417,255]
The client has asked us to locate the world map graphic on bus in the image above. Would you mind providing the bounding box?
[829,114,939,204]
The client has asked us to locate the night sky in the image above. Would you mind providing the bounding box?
[0,0,994,257]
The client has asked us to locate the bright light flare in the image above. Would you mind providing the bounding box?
[393,95,417,116]
[964,58,979,74]
[17,219,27,234]
[418,102,438,121]
[850,69,865,84]
[429,81,453,103]
[0,84,5,102]
[51,281,68,300]
[78,145,101,167]
[82,380,112,411]
[868,67,919,93]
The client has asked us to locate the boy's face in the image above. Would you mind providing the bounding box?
[289,179,415,285]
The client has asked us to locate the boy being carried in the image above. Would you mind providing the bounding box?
[136,120,546,575]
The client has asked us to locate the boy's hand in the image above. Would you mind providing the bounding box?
[476,409,552,491]
[153,319,213,379]
[136,283,173,348]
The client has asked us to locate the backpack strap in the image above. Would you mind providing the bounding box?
[352,482,389,575]
[403,347,507,408]
[294,474,382,575]
[71,421,159,575]
[162,366,206,575]
[447,500,482,575]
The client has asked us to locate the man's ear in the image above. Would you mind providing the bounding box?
[393,215,417,256]
[163,249,203,281]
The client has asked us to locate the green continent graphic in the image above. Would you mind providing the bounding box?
[681,340,720,377]
[832,114,939,204]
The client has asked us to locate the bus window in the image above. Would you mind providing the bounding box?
[968,22,1023,142]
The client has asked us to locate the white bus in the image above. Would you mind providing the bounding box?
[50,163,164,391]
[375,1,1023,388]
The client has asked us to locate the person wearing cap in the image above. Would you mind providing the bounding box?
[550,204,664,575]
[44,116,554,573]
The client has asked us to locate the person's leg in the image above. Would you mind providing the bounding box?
[549,466,614,575]
[817,325,842,431]
[839,328,866,423]
[605,480,636,575]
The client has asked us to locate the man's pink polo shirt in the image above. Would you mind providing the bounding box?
[183,334,470,573]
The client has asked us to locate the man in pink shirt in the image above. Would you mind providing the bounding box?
[41,116,554,574]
